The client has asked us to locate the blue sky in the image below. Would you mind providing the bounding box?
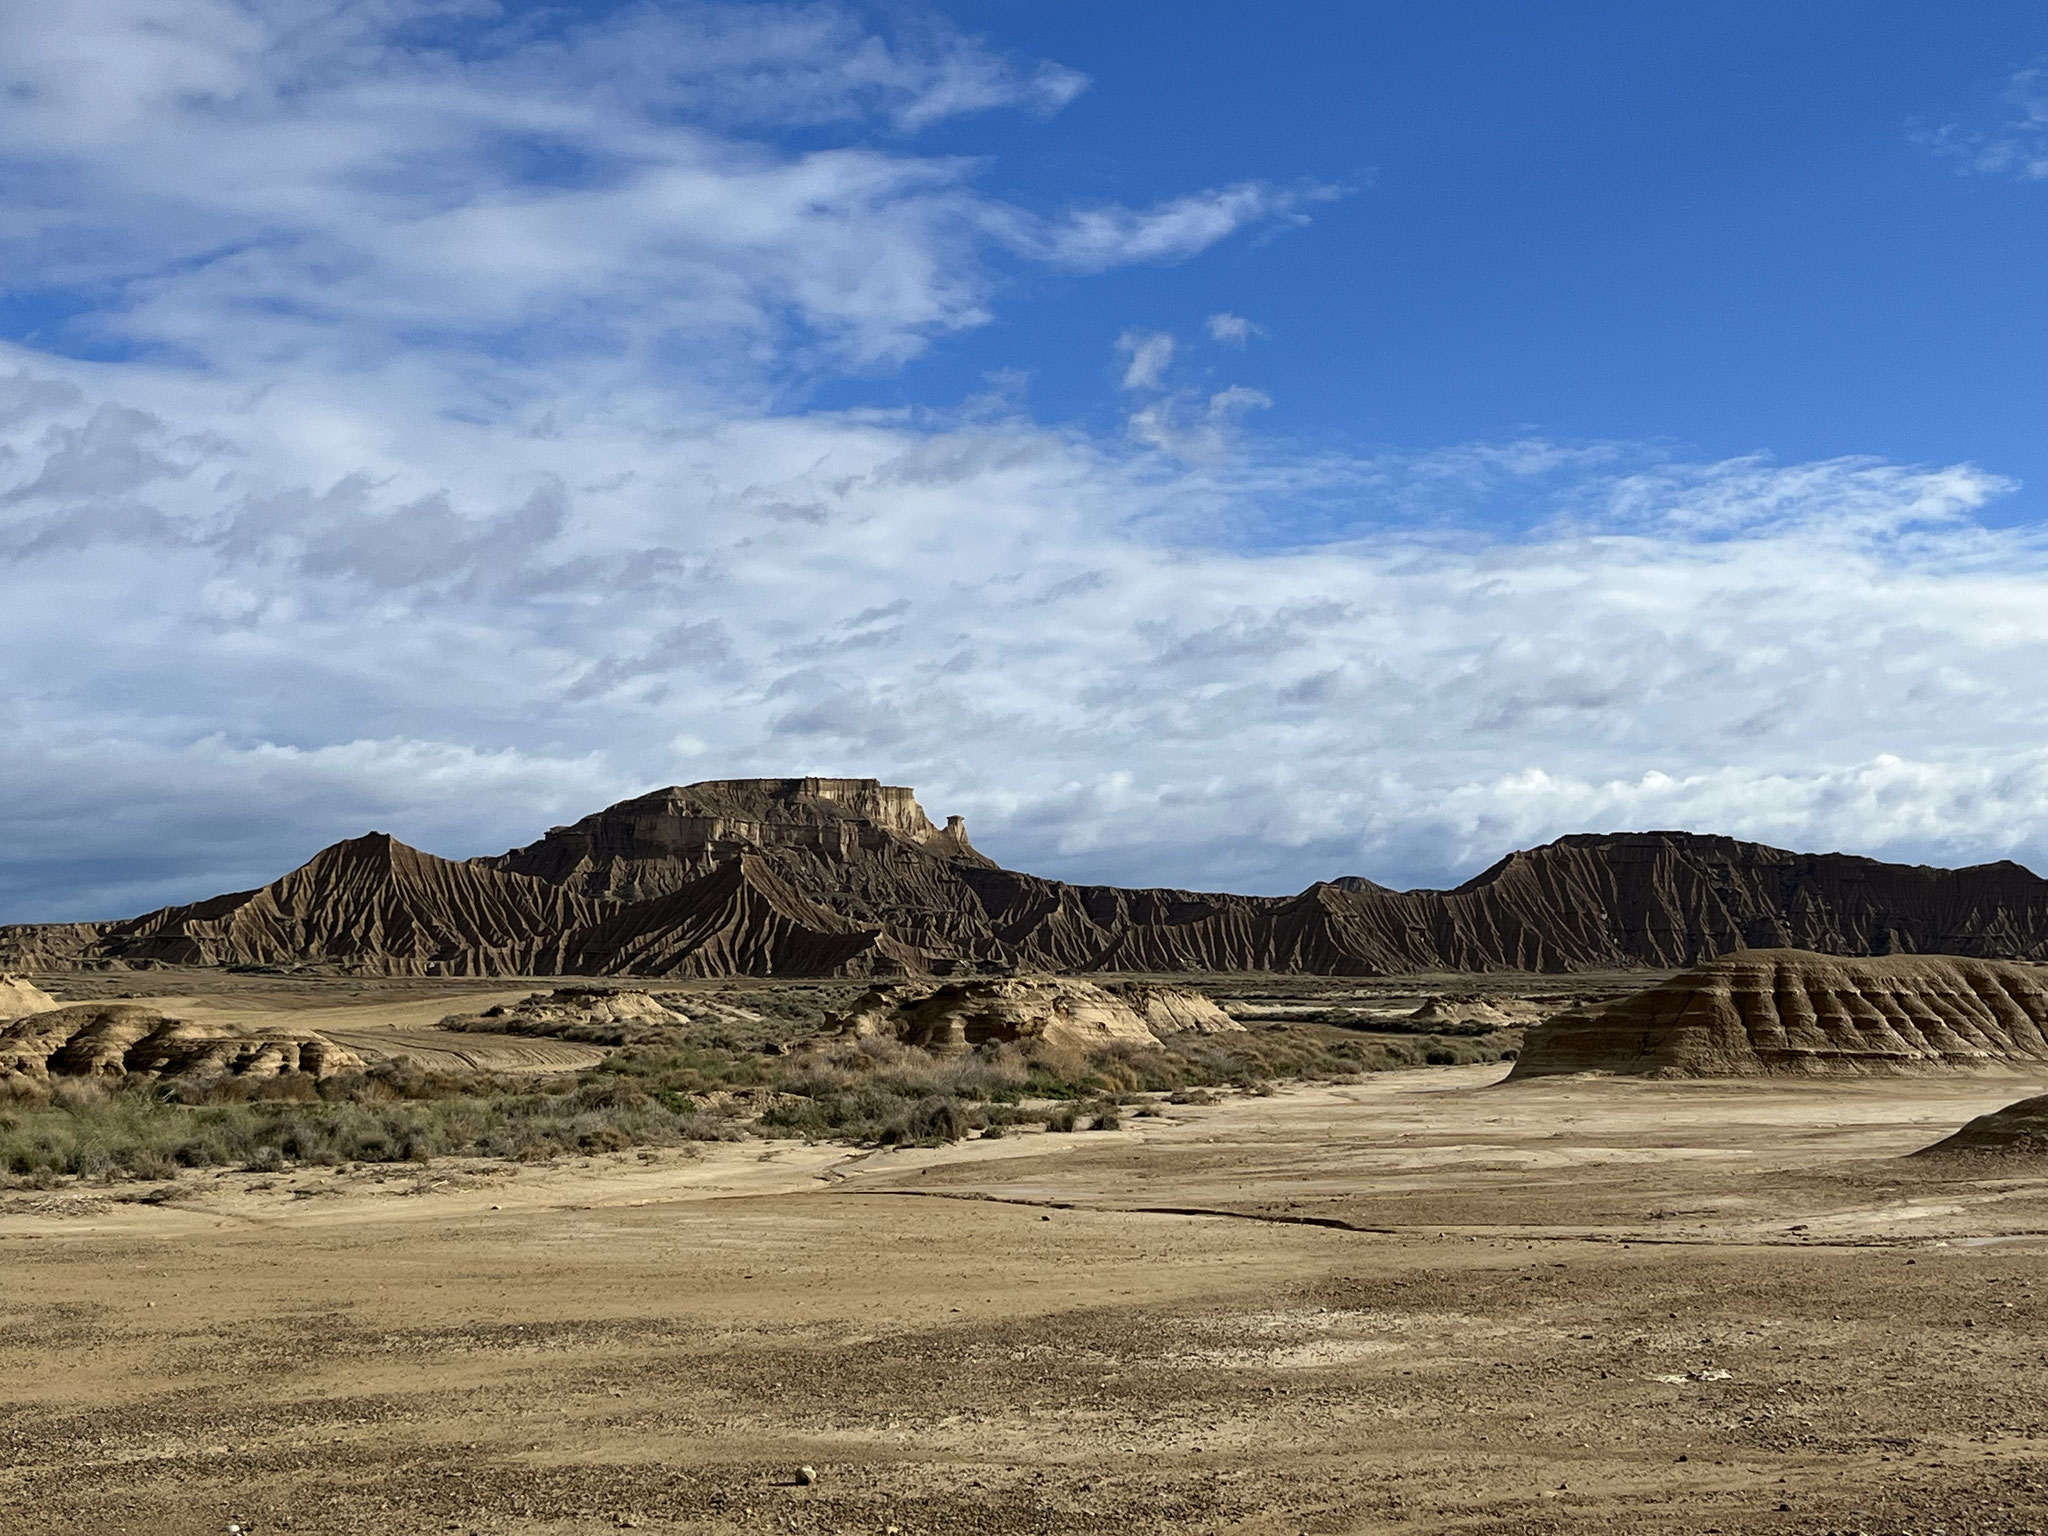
[840,3,2048,510]
[4,1,2048,919]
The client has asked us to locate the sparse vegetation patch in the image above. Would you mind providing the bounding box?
[0,996,1517,1186]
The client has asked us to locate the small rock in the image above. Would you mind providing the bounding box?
[795,1465,818,1486]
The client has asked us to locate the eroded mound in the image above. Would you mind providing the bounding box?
[833,976,1166,1053]
[0,974,59,1019]
[1916,1093,2048,1159]
[442,986,773,1045]
[0,1003,364,1096]
[1512,950,2048,1079]
[1111,984,1244,1036]
[1407,996,1546,1030]
[444,987,689,1046]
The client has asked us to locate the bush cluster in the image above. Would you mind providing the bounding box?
[0,1014,1515,1186]
[0,1063,739,1185]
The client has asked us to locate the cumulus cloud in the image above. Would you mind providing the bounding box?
[1126,384,1272,459]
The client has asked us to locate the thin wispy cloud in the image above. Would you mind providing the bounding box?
[997,183,1331,272]
[1916,65,2048,179]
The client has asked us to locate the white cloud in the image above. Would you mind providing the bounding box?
[0,3,2042,922]
[1002,183,1328,272]
[0,1,1272,385]
[1126,383,1271,459]
[1115,330,1175,391]
[1206,312,1261,345]
[2,344,2046,917]
[1917,66,2048,179]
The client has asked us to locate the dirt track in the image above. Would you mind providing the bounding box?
[8,1064,2048,1534]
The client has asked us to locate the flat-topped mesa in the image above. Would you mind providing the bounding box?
[484,778,991,904]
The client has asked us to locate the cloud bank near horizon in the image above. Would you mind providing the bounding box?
[1,2,2046,922]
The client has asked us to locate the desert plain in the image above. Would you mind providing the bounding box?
[6,969,2048,1535]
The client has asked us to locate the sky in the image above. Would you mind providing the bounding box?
[6,1,2048,920]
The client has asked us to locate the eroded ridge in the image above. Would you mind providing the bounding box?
[1512,948,2048,1078]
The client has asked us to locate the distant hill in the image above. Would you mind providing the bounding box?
[7,778,2048,978]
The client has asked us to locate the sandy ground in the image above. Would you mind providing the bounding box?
[8,1063,2048,1534]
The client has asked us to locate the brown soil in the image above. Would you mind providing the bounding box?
[8,1053,2048,1532]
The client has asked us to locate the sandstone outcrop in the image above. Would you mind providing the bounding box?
[1510,950,2048,1079]
[0,974,59,1019]
[1112,984,1243,1035]
[16,781,2048,980]
[0,1003,363,1095]
[833,976,1163,1053]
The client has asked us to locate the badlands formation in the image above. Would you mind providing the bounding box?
[1513,949,2048,1078]
[8,776,2048,978]
[1919,1089,2048,1157]
[14,782,2048,1532]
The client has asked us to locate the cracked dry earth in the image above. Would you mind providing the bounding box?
[10,1068,2048,1534]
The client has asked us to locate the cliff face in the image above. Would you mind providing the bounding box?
[489,778,991,900]
[12,783,2048,979]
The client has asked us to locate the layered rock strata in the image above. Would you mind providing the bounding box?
[0,1003,363,1094]
[74,833,614,976]
[1511,950,2048,1079]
